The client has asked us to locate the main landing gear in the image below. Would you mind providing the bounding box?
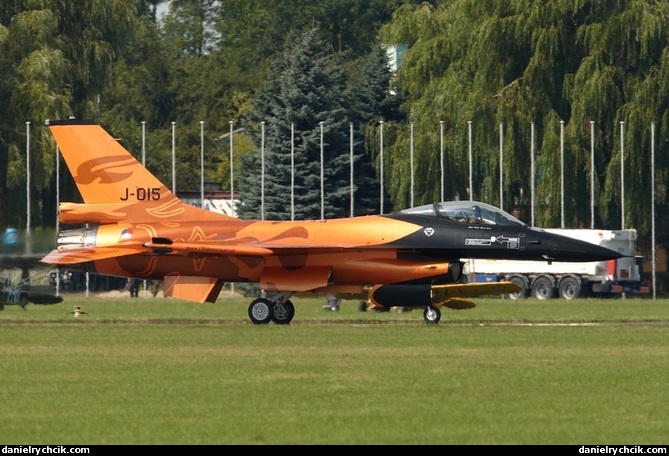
[247,292,295,325]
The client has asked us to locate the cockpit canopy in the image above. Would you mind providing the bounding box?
[398,201,526,227]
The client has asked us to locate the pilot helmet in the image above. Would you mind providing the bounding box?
[471,205,482,218]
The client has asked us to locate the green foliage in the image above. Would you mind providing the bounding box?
[380,0,669,245]
[161,0,219,57]
[238,27,386,220]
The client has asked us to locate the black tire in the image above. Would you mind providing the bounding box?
[248,298,273,324]
[507,275,528,300]
[271,299,295,324]
[531,276,555,300]
[558,276,581,300]
[423,306,441,324]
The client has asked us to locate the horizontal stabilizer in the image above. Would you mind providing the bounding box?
[24,292,64,305]
[41,244,144,264]
[162,275,223,303]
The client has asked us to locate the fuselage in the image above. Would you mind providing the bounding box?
[52,201,622,291]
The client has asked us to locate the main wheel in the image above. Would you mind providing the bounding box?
[271,299,295,324]
[531,276,555,300]
[248,298,273,324]
[558,276,581,299]
[423,306,441,324]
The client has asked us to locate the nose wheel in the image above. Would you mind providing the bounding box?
[423,306,441,324]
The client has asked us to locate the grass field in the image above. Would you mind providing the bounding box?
[1,291,668,445]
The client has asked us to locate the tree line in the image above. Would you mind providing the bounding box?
[0,0,667,261]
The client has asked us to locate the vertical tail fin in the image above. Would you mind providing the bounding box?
[47,119,236,224]
[46,119,173,205]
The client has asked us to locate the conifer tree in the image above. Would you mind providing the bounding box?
[239,27,386,220]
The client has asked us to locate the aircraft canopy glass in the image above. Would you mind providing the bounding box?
[398,201,525,227]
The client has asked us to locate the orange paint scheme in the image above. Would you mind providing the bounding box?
[43,120,621,324]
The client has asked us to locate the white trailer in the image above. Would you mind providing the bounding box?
[463,228,651,299]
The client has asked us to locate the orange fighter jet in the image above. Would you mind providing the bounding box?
[42,119,622,324]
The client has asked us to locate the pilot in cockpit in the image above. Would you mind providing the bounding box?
[468,205,482,224]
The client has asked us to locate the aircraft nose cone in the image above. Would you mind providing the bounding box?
[551,236,624,262]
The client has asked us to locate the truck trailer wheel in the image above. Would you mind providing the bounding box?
[507,275,528,299]
[558,276,581,299]
[531,276,555,300]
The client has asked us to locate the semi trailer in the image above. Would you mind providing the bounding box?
[464,229,651,299]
